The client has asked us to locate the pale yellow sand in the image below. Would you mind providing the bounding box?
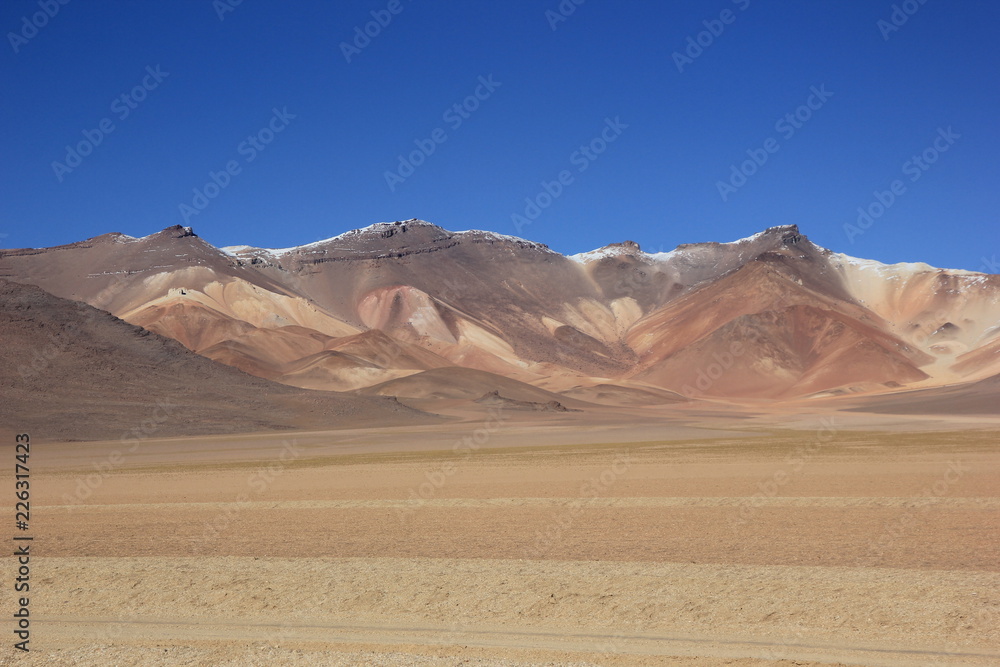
[3,426,998,666]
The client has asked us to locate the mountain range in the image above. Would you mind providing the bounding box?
[2,220,998,422]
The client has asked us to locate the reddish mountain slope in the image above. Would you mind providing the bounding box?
[2,221,997,403]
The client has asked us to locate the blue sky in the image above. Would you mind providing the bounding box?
[1,0,997,270]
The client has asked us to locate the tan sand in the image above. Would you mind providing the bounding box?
[2,426,998,665]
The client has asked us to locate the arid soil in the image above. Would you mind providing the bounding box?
[2,422,997,666]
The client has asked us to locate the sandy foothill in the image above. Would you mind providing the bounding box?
[2,421,998,666]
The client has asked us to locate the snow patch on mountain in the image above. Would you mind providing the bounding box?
[829,252,986,277]
[223,220,557,258]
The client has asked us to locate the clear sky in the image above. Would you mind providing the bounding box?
[1,0,997,270]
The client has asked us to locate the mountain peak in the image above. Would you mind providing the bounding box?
[351,219,444,238]
[569,240,643,263]
[223,220,555,259]
[677,224,803,251]
[154,225,198,239]
[758,223,799,237]
[571,226,809,265]
[81,225,199,247]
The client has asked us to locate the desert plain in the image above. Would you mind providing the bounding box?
[2,403,998,667]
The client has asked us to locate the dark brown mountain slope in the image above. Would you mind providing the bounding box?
[0,279,432,441]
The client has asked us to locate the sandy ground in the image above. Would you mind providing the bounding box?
[2,417,999,666]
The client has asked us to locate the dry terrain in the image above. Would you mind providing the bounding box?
[2,415,998,666]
